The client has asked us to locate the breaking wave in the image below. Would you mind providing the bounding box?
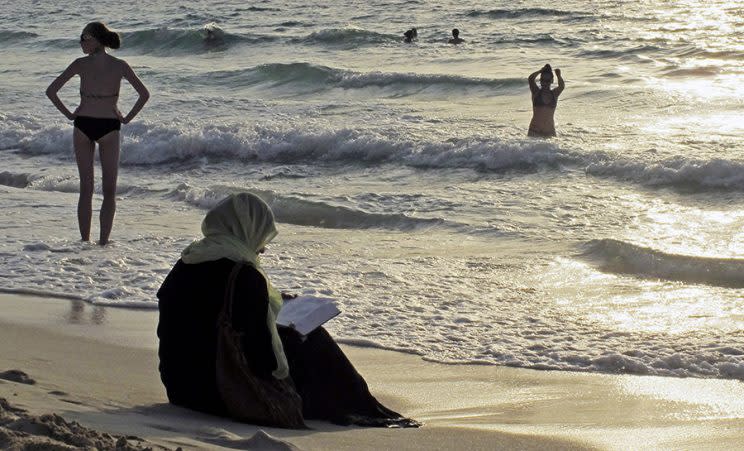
[582,238,744,288]
[11,120,581,172]
[7,118,744,194]
[297,27,400,47]
[119,23,274,54]
[191,62,523,92]
[168,183,448,231]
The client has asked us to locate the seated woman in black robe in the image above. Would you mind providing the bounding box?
[157,192,418,428]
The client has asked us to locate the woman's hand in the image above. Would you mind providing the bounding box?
[115,108,129,124]
[555,68,561,76]
[66,106,80,121]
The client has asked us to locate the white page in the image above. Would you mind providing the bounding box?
[276,296,340,336]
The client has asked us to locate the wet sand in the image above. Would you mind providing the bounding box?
[1,293,743,450]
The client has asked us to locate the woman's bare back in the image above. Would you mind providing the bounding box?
[75,53,125,119]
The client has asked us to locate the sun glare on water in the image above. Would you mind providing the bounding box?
[644,1,744,101]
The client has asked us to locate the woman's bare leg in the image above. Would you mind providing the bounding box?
[73,128,95,241]
[97,131,120,245]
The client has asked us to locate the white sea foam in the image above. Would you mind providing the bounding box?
[87,286,156,308]
[0,114,48,150]
[8,119,744,195]
[3,163,744,382]
[586,157,744,191]
[0,168,148,196]
[333,282,744,381]
[9,119,583,170]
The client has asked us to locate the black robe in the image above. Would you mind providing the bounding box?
[157,258,417,427]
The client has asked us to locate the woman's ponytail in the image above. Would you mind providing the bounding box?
[84,22,121,49]
[103,30,121,49]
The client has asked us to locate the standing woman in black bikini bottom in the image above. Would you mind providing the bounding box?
[46,22,149,245]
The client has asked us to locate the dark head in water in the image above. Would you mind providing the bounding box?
[403,28,415,43]
[448,28,464,44]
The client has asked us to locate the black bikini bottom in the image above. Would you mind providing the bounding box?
[74,116,121,142]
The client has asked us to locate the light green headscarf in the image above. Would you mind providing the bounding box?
[181,192,289,379]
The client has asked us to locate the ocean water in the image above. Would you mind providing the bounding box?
[2,0,744,380]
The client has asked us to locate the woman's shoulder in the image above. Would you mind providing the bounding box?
[102,54,129,72]
[162,258,264,280]
[73,54,127,69]
[233,262,267,288]
[108,54,128,65]
[157,258,264,298]
[178,259,265,286]
[70,56,89,66]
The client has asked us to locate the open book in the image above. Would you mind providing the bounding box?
[276,295,340,336]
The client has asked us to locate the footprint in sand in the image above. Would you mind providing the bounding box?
[48,390,69,396]
[0,369,36,385]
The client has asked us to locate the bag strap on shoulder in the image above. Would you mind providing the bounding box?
[222,262,244,320]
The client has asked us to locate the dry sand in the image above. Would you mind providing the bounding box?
[1,293,744,450]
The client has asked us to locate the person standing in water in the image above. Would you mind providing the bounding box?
[46,22,150,245]
[448,28,464,44]
[527,64,564,137]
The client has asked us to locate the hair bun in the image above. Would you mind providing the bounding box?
[105,30,121,49]
[84,22,121,49]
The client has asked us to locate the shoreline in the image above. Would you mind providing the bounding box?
[2,293,744,450]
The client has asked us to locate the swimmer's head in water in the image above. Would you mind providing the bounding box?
[452,28,460,38]
[82,22,120,50]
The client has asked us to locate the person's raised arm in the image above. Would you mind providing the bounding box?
[119,61,150,124]
[554,68,565,97]
[46,61,79,120]
[528,69,541,94]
